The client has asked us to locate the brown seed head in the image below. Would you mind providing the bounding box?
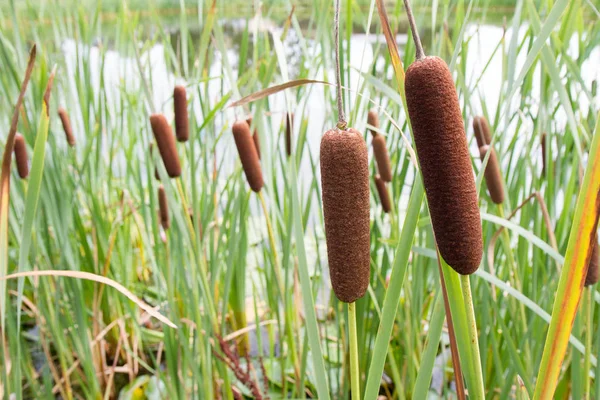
[479,145,504,204]
[233,120,264,192]
[372,134,392,183]
[174,85,189,142]
[320,128,370,303]
[150,114,182,178]
[405,56,483,275]
[585,238,599,286]
[541,132,547,176]
[58,107,76,147]
[375,175,391,213]
[472,116,492,147]
[246,117,261,159]
[367,109,379,137]
[158,185,170,230]
[14,134,29,179]
[285,112,293,157]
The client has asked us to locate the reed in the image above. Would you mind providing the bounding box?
[541,132,547,176]
[58,107,75,147]
[374,174,391,213]
[232,120,263,192]
[479,145,504,204]
[173,85,189,142]
[13,134,28,179]
[158,185,170,230]
[150,114,182,178]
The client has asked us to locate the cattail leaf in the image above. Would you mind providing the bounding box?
[228,79,328,108]
[16,103,50,328]
[533,112,600,399]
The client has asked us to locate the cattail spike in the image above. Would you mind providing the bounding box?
[174,85,189,142]
[473,116,492,148]
[158,185,170,230]
[405,56,483,275]
[372,133,392,183]
[246,117,261,159]
[541,132,547,176]
[367,109,379,137]
[375,175,391,213]
[479,145,504,204]
[320,128,370,303]
[233,120,264,192]
[150,114,182,178]
[14,134,29,179]
[285,112,293,157]
[58,107,76,147]
[585,238,599,286]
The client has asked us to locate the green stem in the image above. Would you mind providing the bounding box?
[585,287,593,400]
[348,302,360,400]
[460,274,485,399]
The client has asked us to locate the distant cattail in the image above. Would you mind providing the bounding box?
[150,114,182,178]
[149,143,160,180]
[285,112,293,157]
[158,185,170,230]
[367,109,379,135]
[14,134,29,179]
[473,116,492,148]
[541,132,547,176]
[585,238,599,286]
[405,56,483,275]
[479,145,504,204]
[58,107,76,147]
[246,117,261,159]
[320,128,370,303]
[233,120,263,192]
[372,132,392,183]
[374,175,391,213]
[173,85,189,142]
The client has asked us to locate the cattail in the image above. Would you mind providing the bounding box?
[367,109,379,135]
[285,112,293,157]
[14,134,29,179]
[149,143,160,180]
[479,145,504,204]
[541,132,547,176]
[58,107,76,147]
[585,238,599,286]
[233,120,263,192]
[405,56,483,275]
[158,185,170,230]
[246,117,261,159]
[150,114,182,178]
[473,116,492,147]
[372,132,392,183]
[173,85,189,142]
[375,175,391,213]
[320,128,370,303]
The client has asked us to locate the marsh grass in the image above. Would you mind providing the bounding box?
[0,0,598,399]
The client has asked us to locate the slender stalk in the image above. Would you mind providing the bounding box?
[348,302,360,400]
[334,0,346,129]
[585,287,593,400]
[402,0,425,60]
[460,274,485,399]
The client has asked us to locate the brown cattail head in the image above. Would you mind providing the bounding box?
[405,56,483,275]
[58,107,76,147]
[479,145,504,204]
[285,112,293,157]
[320,128,370,303]
[375,175,391,213]
[541,132,547,176]
[14,134,29,179]
[158,185,170,230]
[585,238,599,286]
[173,85,189,142]
[372,134,392,183]
[150,114,182,178]
[367,109,379,136]
[233,120,263,192]
[246,117,261,159]
[472,116,492,147]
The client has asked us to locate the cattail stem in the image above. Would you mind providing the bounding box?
[403,0,425,60]
[460,274,485,400]
[334,0,346,129]
[348,302,360,400]
[584,287,593,400]
[258,191,284,297]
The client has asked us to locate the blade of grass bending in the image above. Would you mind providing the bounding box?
[363,178,424,400]
[0,44,36,327]
[289,160,330,400]
[533,112,600,400]
[440,258,485,400]
[412,292,445,398]
[16,103,50,328]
